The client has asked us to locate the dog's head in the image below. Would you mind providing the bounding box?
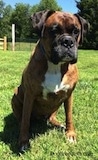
[31,10,89,64]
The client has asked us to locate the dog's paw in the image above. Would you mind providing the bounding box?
[19,141,30,153]
[66,131,76,143]
[54,83,70,93]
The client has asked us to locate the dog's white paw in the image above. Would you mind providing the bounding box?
[67,136,76,143]
[60,124,66,129]
[66,131,76,144]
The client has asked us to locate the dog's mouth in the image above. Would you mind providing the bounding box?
[50,35,78,65]
[50,47,78,65]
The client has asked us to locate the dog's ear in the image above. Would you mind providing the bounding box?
[74,14,90,44]
[31,10,55,36]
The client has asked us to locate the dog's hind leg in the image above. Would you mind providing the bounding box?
[48,111,65,129]
[11,87,23,122]
[49,111,60,126]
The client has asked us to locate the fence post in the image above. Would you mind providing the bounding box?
[12,24,15,51]
[4,36,7,51]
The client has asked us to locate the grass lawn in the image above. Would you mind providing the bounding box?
[0,49,98,159]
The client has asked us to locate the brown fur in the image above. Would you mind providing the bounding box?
[11,10,89,152]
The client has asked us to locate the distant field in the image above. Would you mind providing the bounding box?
[0,49,98,159]
[7,41,36,51]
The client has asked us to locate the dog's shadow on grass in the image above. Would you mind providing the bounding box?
[0,113,20,154]
[0,113,54,154]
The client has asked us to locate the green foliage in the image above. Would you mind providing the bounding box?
[0,1,13,38]
[30,0,62,13]
[0,0,5,18]
[10,3,31,39]
[76,0,98,49]
[37,0,62,11]
[0,49,98,159]
[0,5,13,38]
[1,0,98,49]
[0,0,62,39]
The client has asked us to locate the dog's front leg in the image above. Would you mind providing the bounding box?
[64,93,76,143]
[19,91,34,152]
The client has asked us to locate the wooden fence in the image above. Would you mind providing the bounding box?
[0,36,7,51]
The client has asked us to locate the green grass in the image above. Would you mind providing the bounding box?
[8,42,36,51]
[0,49,98,159]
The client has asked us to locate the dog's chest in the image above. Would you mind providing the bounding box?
[42,62,61,97]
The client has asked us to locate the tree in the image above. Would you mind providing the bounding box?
[31,0,62,13]
[38,0,62,11]
[10,3,31,39]
[30,0,62,39]
[0,0,62,39]
[0,0,13,38]
[0,0,5,18]
[0,0,5,37]
[1,5,13,37]
[76,0,98,49]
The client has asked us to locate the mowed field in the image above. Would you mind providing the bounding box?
[0,49,98,160]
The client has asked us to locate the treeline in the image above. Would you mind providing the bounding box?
[77,0,98,49]
[0,0,98,49]
[0,0,61,40]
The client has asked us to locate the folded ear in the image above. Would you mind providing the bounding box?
[31,10,55,36]
[74,14,90,44]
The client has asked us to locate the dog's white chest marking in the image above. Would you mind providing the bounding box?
[42,62,61,95]
[42,61,70,98]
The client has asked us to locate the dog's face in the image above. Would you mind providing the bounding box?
[31,10,89,64]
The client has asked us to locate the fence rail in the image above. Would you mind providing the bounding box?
[0,36,7,51]
[7,38,37,51]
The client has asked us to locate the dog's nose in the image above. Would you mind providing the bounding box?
[63,36,74,48]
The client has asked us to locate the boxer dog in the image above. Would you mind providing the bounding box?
[11,10,89,152]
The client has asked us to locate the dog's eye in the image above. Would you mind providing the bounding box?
[73,27,80,35]
[67,25,79,35]
[49,24,61,35]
